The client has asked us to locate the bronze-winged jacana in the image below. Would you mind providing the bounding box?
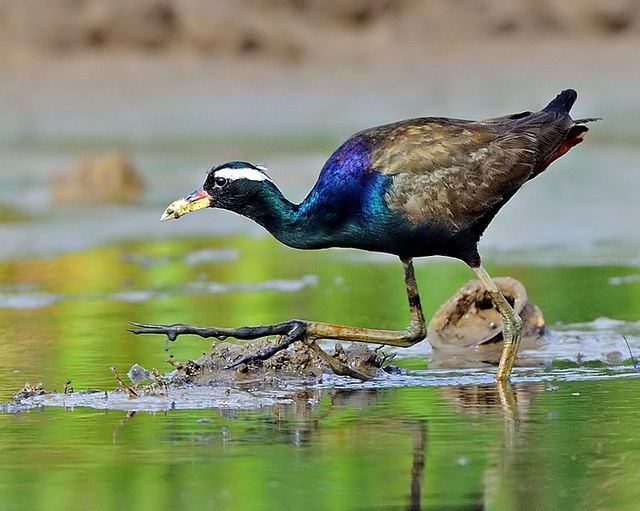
[131,89,596,381]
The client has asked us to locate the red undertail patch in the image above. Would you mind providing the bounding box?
[543,125,589,168]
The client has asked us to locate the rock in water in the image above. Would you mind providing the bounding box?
[52,151,144,204]
[127,363,154,384]
[428,277,546,351]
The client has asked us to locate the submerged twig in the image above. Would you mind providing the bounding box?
[151,368,169,394]
[110,367,139,398]
[622,335,639,369]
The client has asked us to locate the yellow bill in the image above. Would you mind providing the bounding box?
[160,188,212,221]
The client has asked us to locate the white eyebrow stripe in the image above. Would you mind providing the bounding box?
[215,167,271,182]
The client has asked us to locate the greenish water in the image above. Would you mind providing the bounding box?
[1,236,639,398]
[1,236,639,510]
[2,379,640,510]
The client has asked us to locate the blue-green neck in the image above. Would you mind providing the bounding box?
[237,182,333,249]
[236,139,394,251]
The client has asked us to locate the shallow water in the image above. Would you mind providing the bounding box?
[3,378,640,511]
[0,235,639,509]
[1,236,639,398]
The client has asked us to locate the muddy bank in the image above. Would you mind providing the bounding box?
[1,1,638,58]
[2,0,640,148]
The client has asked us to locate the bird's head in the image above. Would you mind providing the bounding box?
[160,161,272,221]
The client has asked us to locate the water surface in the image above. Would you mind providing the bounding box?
[0,236,639,510]
[3,378,640,510]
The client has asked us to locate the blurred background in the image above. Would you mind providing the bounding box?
[1,0,639,262]
[2,5,640,510]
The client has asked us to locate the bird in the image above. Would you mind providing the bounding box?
[131,89,596,381]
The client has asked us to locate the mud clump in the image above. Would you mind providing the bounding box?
[332,343,397,378]
[13,382,49,400]
[427,277,546,368]
[52,151,144,205]
[168,339,392,385]
[428,277,546,349]
[2,341,394,414]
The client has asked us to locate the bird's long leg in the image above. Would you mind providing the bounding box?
[303,257,427,347]
[472,264,523,381]
[129,258,427,373]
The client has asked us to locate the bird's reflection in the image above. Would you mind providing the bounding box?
[438,381,538,420]
[109,379,540,510]
[439,381,545,510]
[408,420,427,511]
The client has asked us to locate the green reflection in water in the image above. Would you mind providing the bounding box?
[1,380,640,510]
[0,236,639,510]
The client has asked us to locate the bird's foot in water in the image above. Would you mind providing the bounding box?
[129,320,376,380]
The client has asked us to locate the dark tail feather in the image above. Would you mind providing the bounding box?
[539,91,599,170]
[573,117,601,124]
[543,89,578,114]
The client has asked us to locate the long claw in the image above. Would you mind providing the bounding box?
[129,321,176,329]
[224,323,306,369]
[224,341,294,369]
[128,322,232,343]
[128,321,180,333]
[128,322,187,341]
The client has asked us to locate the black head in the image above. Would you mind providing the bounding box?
[203,161,272,210]
[161,161,273,221]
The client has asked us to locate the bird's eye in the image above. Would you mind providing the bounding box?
[214,176,228,187]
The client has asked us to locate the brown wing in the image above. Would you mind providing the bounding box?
[363,115,570,232]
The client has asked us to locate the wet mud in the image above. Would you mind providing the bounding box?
[2,339,395,413]
[170,339,392,385]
